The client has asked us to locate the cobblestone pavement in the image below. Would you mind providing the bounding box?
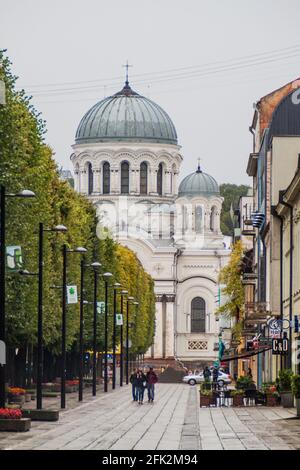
[1,384,300,450]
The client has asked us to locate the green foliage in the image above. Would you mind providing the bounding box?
[291,375,300,399]
[219,183,250,236]
[217,241,244,320]
[0,50,156,358]
[236,375,254,390]
[278,369,293,392]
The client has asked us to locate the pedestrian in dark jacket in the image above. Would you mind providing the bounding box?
[130,369,138,401]
[203,366,211,381]
[146,367,158,403]
[136,370,147,404]
[212,366,219,390]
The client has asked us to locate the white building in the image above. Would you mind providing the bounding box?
[71,79,230,367]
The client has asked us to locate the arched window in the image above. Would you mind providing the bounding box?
[103,162,110,194]
[121,161,129,194]
[195,205,203,233]
[191,297,206,333]
[140,162,148,195]
[87,162,93,195]
[157,163,163,195]
[210,206,217,231]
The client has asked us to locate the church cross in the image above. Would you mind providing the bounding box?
[197,158,203,173]
[122,60,133,86]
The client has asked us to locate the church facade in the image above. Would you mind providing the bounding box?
[70,79,230,367]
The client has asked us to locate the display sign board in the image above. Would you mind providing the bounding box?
[0,340,6,365]
[97,301,105,314]
[67,285,78,304]
[116,313,123,326]
[272,338,289,355]
[6,246,23,272]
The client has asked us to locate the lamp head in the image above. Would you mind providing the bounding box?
[16,189,36,198]
[53,224,68,232]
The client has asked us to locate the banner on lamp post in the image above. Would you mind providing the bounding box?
[97,301,105,314]
[116,313,123,326]
[67,285,78,304]
[6,246,23,272]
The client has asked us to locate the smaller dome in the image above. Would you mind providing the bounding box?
[178,164,219,197]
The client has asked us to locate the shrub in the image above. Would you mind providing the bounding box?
[0,408,22,420]
[8,387,26,395]
[236,375,254,390]
[291,375,300,399]
[231,389,245,397]
[278,369,293,392]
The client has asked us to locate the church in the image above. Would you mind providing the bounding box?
[70,76,230,368]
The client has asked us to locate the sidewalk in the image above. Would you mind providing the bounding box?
[1,384,299,450]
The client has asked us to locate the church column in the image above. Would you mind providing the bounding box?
[80,167,87,194]
[165,296,175,358]
[93,167,101,194]
[164,170,171,195]
[149,166,158,195]
[110,167,119,194]
[153,300,163,358]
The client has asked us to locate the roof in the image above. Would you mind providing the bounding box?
[178,164,220,197]
[75,82,177,145]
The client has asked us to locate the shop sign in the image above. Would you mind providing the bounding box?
[272,337,289,355]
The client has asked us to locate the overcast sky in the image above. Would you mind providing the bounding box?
[1,0,300,186]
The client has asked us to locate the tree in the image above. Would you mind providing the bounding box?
[220,183,250,235]
[217,240,244,323]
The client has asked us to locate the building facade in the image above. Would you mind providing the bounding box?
[246,78,300,384]
[70,80,230,367]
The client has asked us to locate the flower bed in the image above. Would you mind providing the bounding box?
[0,408,31,432]
[8,387,26,405]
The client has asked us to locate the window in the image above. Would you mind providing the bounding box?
[140,162,148,195]
[191,297,206,333]
[210,206,217,231]
[157,163,163,195]
[195,205,203,233]
[103,162,110,194]
[121,161,129,194]
[87,162,93,195]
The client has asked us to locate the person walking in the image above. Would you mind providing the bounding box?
[130,368,138,402]
[203,366,211,381]
[136,369,147,405]
[212,365,219,390]
[146,367,158,403]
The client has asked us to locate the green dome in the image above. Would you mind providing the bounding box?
[75,82,177,145]
[178,166,219,197]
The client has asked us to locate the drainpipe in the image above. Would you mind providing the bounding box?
[279,192,293,369]
[271,206,283,371]
[249,126,255,153]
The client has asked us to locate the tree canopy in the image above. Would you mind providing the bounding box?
[220,183,250,236]
[0,50,155,359]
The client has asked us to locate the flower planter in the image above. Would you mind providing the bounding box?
[8,395,25,405]
[200,395,211,407]
[280,391,294,408]
[25,393,31,403]
[22,409,59,421]
[0,418,31,432]
[266,394,277,407]
[232,395,244,407]
[296,398,300,417]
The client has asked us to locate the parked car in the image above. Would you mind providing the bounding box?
[182,370,232,386]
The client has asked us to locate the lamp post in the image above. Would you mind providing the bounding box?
[61,245,87,409]
[103,272,113,393]
[126,296,135,385]
[120,290,128,387]
[37,223,67,410]
[0,186,35,408]
[112,282,121,390]
[91,262,102,397]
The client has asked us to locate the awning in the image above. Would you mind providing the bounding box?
[221,346,271,362]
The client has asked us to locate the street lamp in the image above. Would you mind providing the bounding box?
[103,272,113,393]
[61,245,87,409]
[120,289,128,387]
[37,223,67,410]
[0,186,36,408]
[112,282,121,390]
[91,262,102,397]
[125,296,136,385]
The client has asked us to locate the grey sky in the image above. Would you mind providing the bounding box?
[1,0,300,186]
